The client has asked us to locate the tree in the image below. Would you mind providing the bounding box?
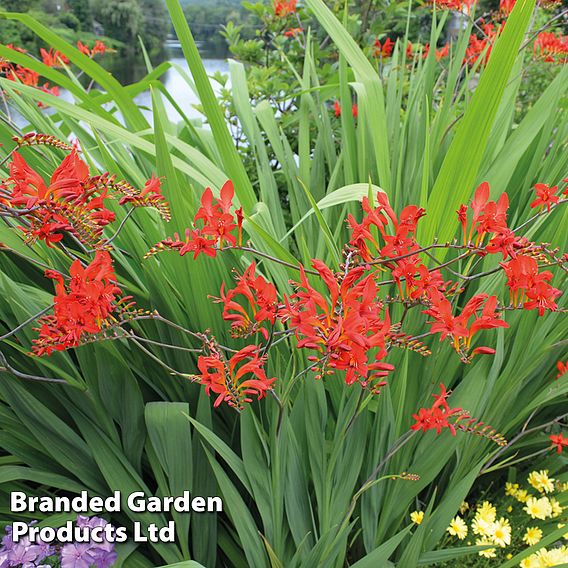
[139,0,169,55]
[67,0,93,32]
[94,0,142,46]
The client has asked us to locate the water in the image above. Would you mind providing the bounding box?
[132,55,230,123]
[9,48,230,126]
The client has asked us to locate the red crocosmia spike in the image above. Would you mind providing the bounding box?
[549,433,568,454]
[194,183,237,249]
[77,40,108,58]
[533,32,568,64]
[193,343,276,410]
[463,24,501,68]
[117,174,170,220]
[424,292,506,359]
[32,251,125,356]
[40,48,69,68]
[411,384,505,445]
[557,360,568,379]
[411,383,465,436]
[3,148,116,248]
[282,259,392,391]
[530,183,559,212]
[500,253,563,315]
[372,37,394,58]
[212,263,278,340]
[148,182,240,259]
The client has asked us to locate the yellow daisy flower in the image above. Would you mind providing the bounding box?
[519,554,541,568]
[410,511,424,525]
[515,489,530,503]
[524,496,553,520]
[528,470,555,494]
[472,517,493,537]
[522,526,542,546]
[476,538,496,558]
[550,497,563,517]
[476,501,497,523]
[447,516,468,540]
[505,482,518,497]
[489,517,511,547]
[536,546,568,565]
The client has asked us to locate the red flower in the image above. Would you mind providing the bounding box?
[195,344,276,410]
[3,149,117,248]
[524,280,562,316]
[77,40,108,58]
[424,292,507,358]
[213,263,278,339]
[428,0,464,10]
[558,360,568,379]
[464,24,501,67]
[352,103,358,118]
[372,38,394,59]
[284,27,303,37]
[347,192,425,264]
[411,384,466,435]
[194,180,237,249]
[549,433,568,454]
[530,183,559,211]
[409,266,447,300]
[116,174,169,218]
[6,65,40,87]
[282,260,393,391]
[533,32,568,64]
[40,48,69,68]
[457,182,510,247]
[424,292,469,344]
[273,0,297,17]
[284,28,303,37]
[146,181,240,259]
[500,0,515,14]
[435,43,450,61]
[486,228,526,260]
[333,100,341,118]
[32,251,122,356]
